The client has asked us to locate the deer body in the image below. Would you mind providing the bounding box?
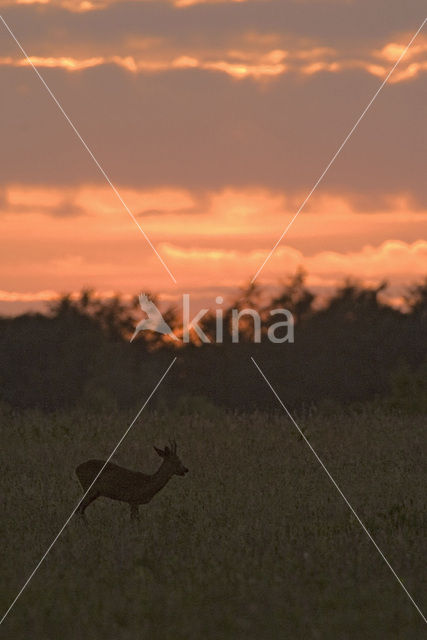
[75,441,188,520]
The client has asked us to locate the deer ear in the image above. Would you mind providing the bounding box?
[154,446,165,457]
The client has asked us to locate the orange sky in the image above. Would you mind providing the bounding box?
[0,0,426,313]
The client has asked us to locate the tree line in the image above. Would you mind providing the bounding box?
[0,272,426,413]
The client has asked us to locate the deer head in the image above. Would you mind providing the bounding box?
[154,439,188,476]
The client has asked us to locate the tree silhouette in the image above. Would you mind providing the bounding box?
[0,274,425,411]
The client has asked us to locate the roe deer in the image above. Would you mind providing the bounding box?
[75,440,188,520]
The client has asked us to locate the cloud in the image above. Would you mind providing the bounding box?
[158,239,427,291]
[1,184,426,293]
[0,186,86,217]
[1,0,426,61]
[0,60,426,207]
[2,42,426,82]
[1,236,425,316]
[1,0,250,11]
[0,289,59,302]
[1,0,426,85]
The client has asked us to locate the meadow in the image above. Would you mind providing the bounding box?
[1,402,426,639]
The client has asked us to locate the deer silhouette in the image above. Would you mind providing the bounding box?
[75,440,188,520]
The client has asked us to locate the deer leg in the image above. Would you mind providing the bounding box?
[130,504,139,521]
[76,491,99,516]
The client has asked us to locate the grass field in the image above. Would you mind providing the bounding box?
[1,403,426,639]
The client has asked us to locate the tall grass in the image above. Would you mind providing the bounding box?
[1,404,426,639]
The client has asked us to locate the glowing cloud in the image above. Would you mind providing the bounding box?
[1,36,425,83]
[9,0,249,10]
[1,185,426,310]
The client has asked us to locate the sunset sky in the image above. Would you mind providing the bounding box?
[0,0,426,314]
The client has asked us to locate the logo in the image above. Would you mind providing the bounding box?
[131,293,294,344]
[130,294,179,342]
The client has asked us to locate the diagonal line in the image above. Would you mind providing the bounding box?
[0,15,177,285]
[251,16,427,284]
[251,356,427,624]
[0,357,177,627]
